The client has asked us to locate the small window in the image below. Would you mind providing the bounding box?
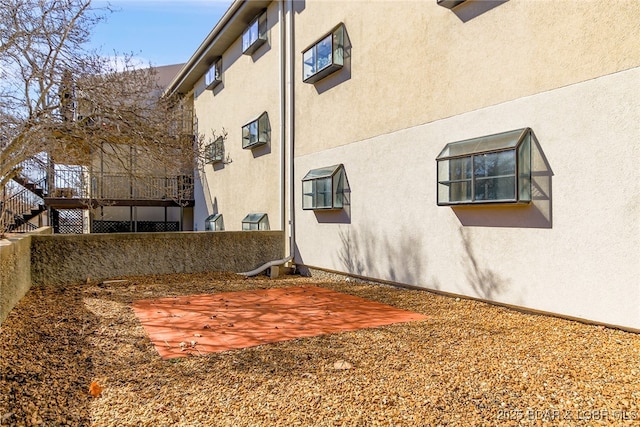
[302,164,345,210]
[242,213,269,230]
[436,128,532,205]
[302,24,345,84]
[242,112,270,149]
[205,58,222,90]
[242,11,267,55]
[205,136,224,164]
[204,213,224,231]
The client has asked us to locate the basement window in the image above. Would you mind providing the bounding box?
[436,128,532,205]
[242,11,267,55]
[204,58,222,90]
[204,213,224,231]
[242,213,269,230]
[302,164,345,210]
[302,24,345,84]
[242,112,270,149]
[205,136,224,164]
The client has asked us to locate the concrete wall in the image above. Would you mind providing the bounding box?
[0,228,53,324]
[30,231,284,286]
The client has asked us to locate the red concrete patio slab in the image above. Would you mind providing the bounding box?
[132,286,428,359]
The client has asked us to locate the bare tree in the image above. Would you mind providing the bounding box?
[0,0,198,235]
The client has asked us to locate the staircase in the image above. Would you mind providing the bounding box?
[3,177,47,232]
[2,157,49,233]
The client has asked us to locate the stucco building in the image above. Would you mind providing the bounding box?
[166,0,640,330]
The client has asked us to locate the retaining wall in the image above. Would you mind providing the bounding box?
[30,231,285,286]
[0,228,53,324]
[1,230,284,324]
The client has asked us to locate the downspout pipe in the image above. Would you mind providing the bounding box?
[241,0,295,277]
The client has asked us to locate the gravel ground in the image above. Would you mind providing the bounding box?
[0,272,638,426]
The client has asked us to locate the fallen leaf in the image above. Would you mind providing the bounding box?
[89,381,103,398]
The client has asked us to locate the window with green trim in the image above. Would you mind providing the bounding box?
[205,136,224,164]
[302,24,345,84]
[242,11,267,55]
[204,58,221,90]
[242,112,270,149]
[242,213,269,230]
[204,213,224,231]
[436,128,532,205]
[302,164,345,210]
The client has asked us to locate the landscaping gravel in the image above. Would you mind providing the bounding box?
[1,272,638,426]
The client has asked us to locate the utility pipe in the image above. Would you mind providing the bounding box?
[241,0,295,277]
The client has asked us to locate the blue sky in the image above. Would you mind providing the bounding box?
[89,0,233,66]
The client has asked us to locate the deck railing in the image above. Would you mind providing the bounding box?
[51,167,194,201]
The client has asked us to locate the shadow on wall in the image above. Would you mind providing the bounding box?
[293,0,305,14]
[212,197,219,215]
[451,0,509,23]
[452,132,553,228]
[336,225,428,286]
[458,227,512,301]
[252,142,271,159]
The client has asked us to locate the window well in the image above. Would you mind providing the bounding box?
[302,164,345,210]
[242,112,270,149]
[205,136,224,164]
[242,213,269,230]
[436,128,532,205]
[204,213,224,231]
[302,24,345,84]
[204,58,222,90]
[242,11,267,55]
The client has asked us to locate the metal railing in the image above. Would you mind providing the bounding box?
[93,173,193,201]
[48,167,193,201]
[17,156,49,191]
[2,179,46,232]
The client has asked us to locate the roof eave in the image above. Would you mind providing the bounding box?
[164,0,272,98]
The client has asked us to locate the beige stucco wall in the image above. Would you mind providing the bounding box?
[180,0,639,328]
[193,2,283,232]
[30,231,284,286]
[295,66,640,330]
[294,0,640,157]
